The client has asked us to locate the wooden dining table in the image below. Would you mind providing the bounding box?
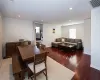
[12,45,48,80]
[18,45,48,62]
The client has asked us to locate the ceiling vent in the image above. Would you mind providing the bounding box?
[90,0,100,8]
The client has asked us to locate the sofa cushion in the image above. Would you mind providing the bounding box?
[64,42,77,45]
[56,38,62,42]
[64,38,67,42]
[64,42,71,44]
[70,39,75,43]
[52,42,62,44]
[65,38,70,42]
[69,43,77,45]
[74,39,82,43]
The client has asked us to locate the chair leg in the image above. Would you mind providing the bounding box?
[34,75,36,80]
[30,77,33,80]
[45,69,48,80]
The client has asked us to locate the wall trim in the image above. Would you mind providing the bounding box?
[84,51,91,55]
[84,49,91,55]
[91,64,100,71]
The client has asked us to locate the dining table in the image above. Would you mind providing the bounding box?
[18,45,48,62]
[16,45,48,80]
[11,45,48,80]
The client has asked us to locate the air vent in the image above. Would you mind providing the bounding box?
[90,0,100,8]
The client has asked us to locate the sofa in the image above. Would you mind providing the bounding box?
[51,38,83,50]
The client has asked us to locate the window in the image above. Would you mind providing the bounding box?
[35,27,40,33]
[69,29,76,39]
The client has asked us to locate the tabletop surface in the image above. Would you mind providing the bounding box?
[18,45,47,62]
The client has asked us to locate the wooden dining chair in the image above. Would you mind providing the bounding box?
[28,52,48,80]
[36,42,46,50]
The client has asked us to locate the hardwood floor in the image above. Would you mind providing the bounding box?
[47,47,100,80]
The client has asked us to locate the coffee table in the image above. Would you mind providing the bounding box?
[58,43,76,52]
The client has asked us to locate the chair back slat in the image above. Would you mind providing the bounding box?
[34,52,47,65]
[28,52,48,80]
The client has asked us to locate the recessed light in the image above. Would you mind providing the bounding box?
[69,20,71,21]
[41,20,43,21]
[18,15,20,18]
[10,0,14,2]
[69,7,73,10]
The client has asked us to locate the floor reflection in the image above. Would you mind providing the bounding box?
[47,48,100,80]
[47,48,83,71]
[69,55,78,67]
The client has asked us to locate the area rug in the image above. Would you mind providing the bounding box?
[0,57,74,80]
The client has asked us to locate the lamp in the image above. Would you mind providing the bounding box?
[62,38,65,43]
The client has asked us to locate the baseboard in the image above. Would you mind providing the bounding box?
[90,64,100,71]
[84,49,91,55]
[84,52,91,55]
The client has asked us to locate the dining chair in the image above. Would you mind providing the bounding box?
[36,42,46,49]
[28,52,48,80]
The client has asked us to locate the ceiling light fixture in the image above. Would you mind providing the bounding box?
[10,0,14,2]
[18,15,20,18]
[69,20,71,21]
[41,20,43,21]
[69,7,73,10]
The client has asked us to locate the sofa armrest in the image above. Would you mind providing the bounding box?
[77,42,83,49]
[51,42,62,47]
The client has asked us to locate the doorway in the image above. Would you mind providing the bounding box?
[35,23,43,41]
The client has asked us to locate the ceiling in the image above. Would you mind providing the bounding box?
[0,0,91,24]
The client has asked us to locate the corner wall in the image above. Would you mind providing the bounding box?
[84,19,91,55]
[3,18,35,58]
[0,12,3,67]
[91,7,100,70]
[3,18,34,42]
[43,24,61,47]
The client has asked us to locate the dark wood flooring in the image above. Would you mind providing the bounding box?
[47,47,100,80]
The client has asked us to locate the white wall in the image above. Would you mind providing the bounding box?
[84,19,91,55]
[43,24,61,47]
[91,7,100,70]
[62,23,84,44]
[3,18,34,43]
[0,13,3,67]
